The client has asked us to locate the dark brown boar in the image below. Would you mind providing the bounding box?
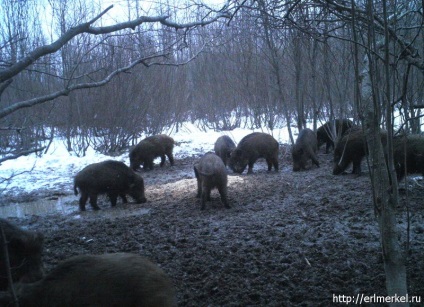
[73,160,147,211]
[3,253,177,307]
[393,135,424,181]
[292,128,319,171]
[214,135,236,166]
[129,134,175,171]
[228,132,279,174]
[0,219,44,290]
[317,119,355,153]
[194,152,230,210]
[333,129,387,175]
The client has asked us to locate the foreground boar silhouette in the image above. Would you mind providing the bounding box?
[0,219,44,291]
[194,152,230,210]
[130,134,175,171]
[0,253,177,307]
[74,160,146,211]
[292,128,320,171]
[229,132,279,174]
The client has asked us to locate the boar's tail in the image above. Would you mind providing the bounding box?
[73,184,79,196]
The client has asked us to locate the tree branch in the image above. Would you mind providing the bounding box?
[0,79,13,100]
[0,47,202,119]
[0,5,230,83]
[0,147,46,164]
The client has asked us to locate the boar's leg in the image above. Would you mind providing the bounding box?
[218,186,230,209]
[160,155,166,167]
[142,161,152,171]
[352,158,362,175]
[222,156,228,167]
[269,156,279,171]
[146,159,155,170]
[332,162,345,175]
[200,191,207,210]
[266,158,273,171]
[325,141,333,154]
[196,184,202,198]
[310,152,320,168]
[79,192,89,211]
[89,193,101,210]
[205,187,211,201]
[312,157,320,168]
[247,161,256,174]
[201,185,211,210]
[266,158,278,172]
[194,167,202,198]
[119,194,128,203]
[108,193,119,207]
[167,152,175,166]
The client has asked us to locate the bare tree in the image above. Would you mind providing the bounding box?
[235,0,424,302]
[0,1,233,157]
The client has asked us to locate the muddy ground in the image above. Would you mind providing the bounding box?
[3,147,424,306]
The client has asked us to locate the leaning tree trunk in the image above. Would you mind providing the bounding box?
[361,56,408,305]
[357,0,408,303]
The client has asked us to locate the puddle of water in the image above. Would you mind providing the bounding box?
[0,195,152,219]
[0,195,77,218]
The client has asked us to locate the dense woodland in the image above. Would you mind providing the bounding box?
[1,0,421,158]
[1,0,424,303]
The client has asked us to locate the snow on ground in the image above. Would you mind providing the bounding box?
[0,121,292,197]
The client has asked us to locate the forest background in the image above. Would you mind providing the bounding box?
[2,0,421,160]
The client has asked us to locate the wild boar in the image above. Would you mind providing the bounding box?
[214,135,236,167]
[292,128,319,171]
[129,134,175,171]
[393,134,424,181]
[0,219,44,290]
[228,132,279,174]
[73,160,147,211]
[333,129,387,175]
[317,119,355,153]
[2,253,177,307]
[194,152,230,210]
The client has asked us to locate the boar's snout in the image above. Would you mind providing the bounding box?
[135,196,147,204]
[332,164,343,175]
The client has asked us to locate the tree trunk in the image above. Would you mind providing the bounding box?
[358,0,408,303]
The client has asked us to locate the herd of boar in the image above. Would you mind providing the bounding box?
[73,120,424,212]
[1,119,423,306]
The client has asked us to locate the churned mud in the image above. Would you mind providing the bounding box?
[3,148,424,306]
